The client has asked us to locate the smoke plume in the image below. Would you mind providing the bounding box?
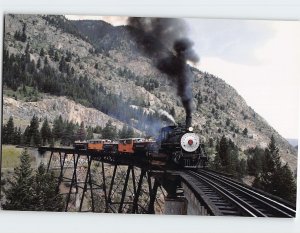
[158,109,176,124]
[127,17,199,127]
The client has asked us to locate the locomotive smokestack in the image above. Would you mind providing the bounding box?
[186,115,192,128]
[184,97,192,128]
[127,17,199,127]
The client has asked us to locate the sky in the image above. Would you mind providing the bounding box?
[187,19,300,139]
[66,15,300,139]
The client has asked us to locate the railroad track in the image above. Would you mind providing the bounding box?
[182,169,296,217]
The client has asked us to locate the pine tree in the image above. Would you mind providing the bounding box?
[2,149,35,210]
[14,30,21,41]
[243,128,248,136]
[119,124,128,138]
[44,56,48,65]
[33,163,64,211]
[246,146,265,176]
[212,136,243,178]
[102,120,117,139]
[2,150,64,211]
[126,126,135,138]
[86,126,94,140]
[48,45,54,58]
[65,51,72,62]
[93,125,102,134]
[218,135,229,168]
[5,116,15,144]
[41,118,52,146]
[255,135,281,191]
[25,42,30,54]
[22,126,30,146]
[13,127,22,145]
[61,121,75,145]
[59,56,66,72]
[272,163,297,203]
[76,121,86,141]
[37,58,41,69]
[21,23,27,42]
[265,135,281,170]
[28,115,41,146]
[208,138,214,148]
[54,51,59,62]
[40,48,45,57]
[226,118,231,127]
[52,115,64,141]
[237,159,247,178]
[253,135,296,202]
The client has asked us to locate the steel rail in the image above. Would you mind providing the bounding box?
[186,170,266,216]
[194,169,296,217]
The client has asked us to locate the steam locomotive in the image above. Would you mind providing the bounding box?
[157,124,207,168]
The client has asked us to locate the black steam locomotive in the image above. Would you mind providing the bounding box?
[158,121,208,168]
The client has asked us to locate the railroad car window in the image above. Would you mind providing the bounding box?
[160,132,164,140]
[162,131,169,140]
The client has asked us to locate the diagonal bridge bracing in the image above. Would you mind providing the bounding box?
[40,147,166,213]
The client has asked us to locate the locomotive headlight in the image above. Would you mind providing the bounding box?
[181,133,200,152]
[188,127,193,132]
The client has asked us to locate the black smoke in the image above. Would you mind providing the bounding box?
[127,17,199,128]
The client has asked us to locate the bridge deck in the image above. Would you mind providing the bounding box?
[38,146,155,168]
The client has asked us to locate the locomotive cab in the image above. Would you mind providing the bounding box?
[158,125,190,149]
[158,125,178,142]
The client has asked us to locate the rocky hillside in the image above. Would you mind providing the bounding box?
[2,96,133,132]
[2,14,297,172]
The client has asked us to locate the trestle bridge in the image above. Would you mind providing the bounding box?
[38,147,296,217]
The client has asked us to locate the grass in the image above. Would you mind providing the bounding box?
[1,145,37,169]
[1,145,23,168]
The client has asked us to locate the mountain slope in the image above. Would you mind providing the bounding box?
[2,14,297,172]
[2,96,132,132]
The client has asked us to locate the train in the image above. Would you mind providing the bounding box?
[73,124,208,168]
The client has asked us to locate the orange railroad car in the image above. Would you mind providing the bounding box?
[87,139,111,151]
[118,138,146,154]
